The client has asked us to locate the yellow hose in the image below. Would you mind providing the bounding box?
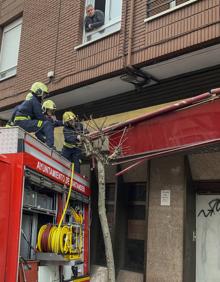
[51,227,61,253]
[37,164,75,254]
[53,163,75,253]
[36,163,83,258]
[48,226,57,251]
[59,225,70,254]
[70,207,83,224]
[58,163,75,228]
[79,225,83,253]
[37,225,47,252]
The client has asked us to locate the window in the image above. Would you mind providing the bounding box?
[83,0,122,43]
[146,0,198,19]
[124,183,147,272]
[20,178,57,260]
[125,239,145,272]
[91,181,147,273]
[0,18,22,81]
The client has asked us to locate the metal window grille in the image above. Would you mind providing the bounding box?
[147,0,189,17]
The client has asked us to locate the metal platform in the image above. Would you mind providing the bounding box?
[0,127,90,194]
[0,126,70,167]
[36,252,82,266]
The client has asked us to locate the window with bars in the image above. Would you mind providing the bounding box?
[147,0,196,18]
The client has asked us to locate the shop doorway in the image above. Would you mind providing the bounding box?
[196,194,220,282]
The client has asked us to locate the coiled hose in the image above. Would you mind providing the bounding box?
[37,164,78,255]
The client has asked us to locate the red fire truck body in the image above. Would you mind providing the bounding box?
[0,127,91,282]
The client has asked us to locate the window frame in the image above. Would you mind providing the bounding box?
[0,17,22,81]
[145,0,199,23]
[123,182,147,273]
[75,0,122,50]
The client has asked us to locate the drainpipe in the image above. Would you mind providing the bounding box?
[123,0,157,86]
[127,0,135,66]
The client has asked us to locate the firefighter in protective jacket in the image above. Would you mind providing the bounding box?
[42,100,63,127]
[14,82,54,148]
[6,92,34,128]
[34,99,64,145]
[62,111,83,173]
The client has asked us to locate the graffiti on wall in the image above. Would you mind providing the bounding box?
[198,199,220,217]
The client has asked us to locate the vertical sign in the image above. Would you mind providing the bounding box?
[161,190,171,206]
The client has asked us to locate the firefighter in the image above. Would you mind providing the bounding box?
[42,100,63,127]
[13,82,55,148]
[6,92,34,127]
[25,92,33,101]
[34,99,63,145]
[62,111,83,173]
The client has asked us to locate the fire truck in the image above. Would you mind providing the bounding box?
[0,127,91,282]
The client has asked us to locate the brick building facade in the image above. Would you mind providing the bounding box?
[1,0,220,281]
[0,0,219,115]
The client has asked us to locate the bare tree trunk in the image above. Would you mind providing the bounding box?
[97,159,115,282]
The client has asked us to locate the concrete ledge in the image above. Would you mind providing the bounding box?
[90,265,108,282]
[90,265,144,282]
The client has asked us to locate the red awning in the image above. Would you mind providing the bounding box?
[90,88,220,173]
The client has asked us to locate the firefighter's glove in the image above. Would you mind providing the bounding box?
[51,115,57,121]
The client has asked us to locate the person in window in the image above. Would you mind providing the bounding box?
[85,4,105,32]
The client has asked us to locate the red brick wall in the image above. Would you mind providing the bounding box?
[0,0,24,107]
[134,0,220,63]
[0,0,219,109]
[0,0,23,25]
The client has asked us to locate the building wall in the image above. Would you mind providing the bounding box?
[90,156,186,281]
[146,155,185,282]
[133,0,220,64]
[0,0,24,107]
[0,0,219,109]
[0,0,23,25]
[189,152,220,180]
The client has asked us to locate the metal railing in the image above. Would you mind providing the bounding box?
[146,0,185,17]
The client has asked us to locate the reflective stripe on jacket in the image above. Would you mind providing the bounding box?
[64,142,76,148]
[15,95,44,121]
[14,116,31,121]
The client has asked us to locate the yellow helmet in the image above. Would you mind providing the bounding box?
[25,93,33,100]
[30,82,48,97]
[42,100,56,113]
[63,111,76,123]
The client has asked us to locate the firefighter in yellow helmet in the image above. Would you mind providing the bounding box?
[25,92,33,100]
[42,100,63,127]
[62,111,83,173]
[31,99,63,145]
[13,82,55,148]
[6,90,33,127]
[42,99,56,113]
